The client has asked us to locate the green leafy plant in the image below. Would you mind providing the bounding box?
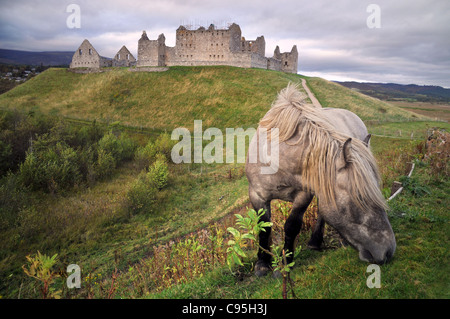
[226,208,298,299]
[226,208,272,269]
[400,176,431,197]
[271,246,296,299]
[22,251,61,299]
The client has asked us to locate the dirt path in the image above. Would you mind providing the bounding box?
[301,78,322,108]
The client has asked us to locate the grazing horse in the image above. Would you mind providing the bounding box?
[245,83,396,277]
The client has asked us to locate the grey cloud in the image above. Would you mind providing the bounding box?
[0,0,448,87]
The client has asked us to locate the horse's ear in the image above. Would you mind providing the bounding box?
[338,138,353,169]
[363,134,371,147]
[343,138,352,163]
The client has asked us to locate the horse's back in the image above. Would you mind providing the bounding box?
[322,108,368,140]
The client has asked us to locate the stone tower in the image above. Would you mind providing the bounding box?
[281,45,298,73]
[137,31,166,67]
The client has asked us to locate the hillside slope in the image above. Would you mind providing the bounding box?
[0,66,423,131]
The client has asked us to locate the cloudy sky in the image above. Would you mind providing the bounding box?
[1,0,449,87]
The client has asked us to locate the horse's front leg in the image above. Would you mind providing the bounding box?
[255,200,272,277]
[307,215,325,250]
[283,192,314,264]
[249,190,272,277]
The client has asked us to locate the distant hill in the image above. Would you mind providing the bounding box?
[335,81,450,103]
[0,49,74,66]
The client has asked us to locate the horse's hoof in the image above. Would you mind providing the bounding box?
[254,260,270,277]
[307,244,321,251]
[307,240,322,251]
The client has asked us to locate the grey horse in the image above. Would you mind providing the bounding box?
[245,84,396,277]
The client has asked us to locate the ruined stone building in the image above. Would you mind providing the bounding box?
[70,23,298,73]
[112,46,136,67]
[137,23,298,73]
[70,39,112,68]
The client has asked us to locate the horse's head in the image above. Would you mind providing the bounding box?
[320,138,396,265]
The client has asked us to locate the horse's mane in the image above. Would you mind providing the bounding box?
[259,83,387,212]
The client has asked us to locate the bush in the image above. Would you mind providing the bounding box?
[98,131,136,164]
[118,132,137,162]
[18,141,81,193]
[127,155,169,214]
[127,172,158,214]
[95,148,116,180]
[0,110,56,175]
[148,156,169,190]
[153,132,176,160]
[134,141,157,170]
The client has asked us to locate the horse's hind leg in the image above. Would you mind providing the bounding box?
[283,192,314,264]
[307,215,325,250]
[249,190,272,277]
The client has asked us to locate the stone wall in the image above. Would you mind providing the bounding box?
[267,57,282,71]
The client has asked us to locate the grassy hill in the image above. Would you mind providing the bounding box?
[0,66,447,300]
[0,66,424,132]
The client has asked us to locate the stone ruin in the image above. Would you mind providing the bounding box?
[70,23,298,73]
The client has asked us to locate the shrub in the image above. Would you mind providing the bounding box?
[118,132,137,162]
[18,141,81,193]
[98,131,137,164]
[76,145,96,183]
[134,141,157,170]
[154,132,176,160]
[98,131,123,161]
[95,148,116,180]
[148,156,169,190]
[127,172,158,214]
[75,120,104,146]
